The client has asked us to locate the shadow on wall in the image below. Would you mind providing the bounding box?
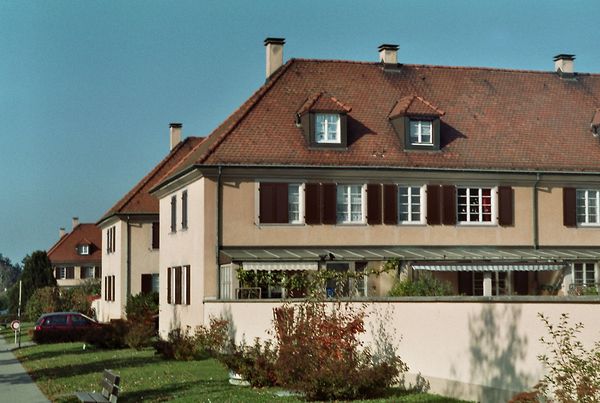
[446,304,530,403]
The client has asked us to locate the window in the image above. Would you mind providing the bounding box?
[259,183,304,224]
[336,184,364,223]
[79,244,89,255]
[457,187,494,223]
[151,273,159,293]
[576,189,600,225]
[82,266,95,279]
[288,184,302,223]
[573,263,596,286]
[409,120,433,145]
[106,226,116,253]
[181,190,188,229]
[167,266,190,305]
[57,267,66,279]
[398,185,424,224]
[104,275,115,301]
[471,272,508,296]
[141,273,160,294]
[71,314,91,327]
[170,195,177,232]
[315,114,340,143]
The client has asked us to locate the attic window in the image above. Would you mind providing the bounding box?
[79,244,89,255]
[316,114,340,143]
[409,120,433,145]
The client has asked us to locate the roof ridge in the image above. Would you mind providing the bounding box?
[194,59,295,164]
[160,136,207,180]
[98,137,198,223]
[291,58,600,76]
[47,232,69,255]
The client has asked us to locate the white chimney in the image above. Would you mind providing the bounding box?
[554,54,575,74]
[59,227,66,238]
[378,44,399,64]
[169,123,182,150]
[72,217,79,230]
[264,37,285,79]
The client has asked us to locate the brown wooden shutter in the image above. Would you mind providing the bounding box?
[152,222,160,249]
[175,267,182,304]
[185,266,191,305]
[322,183,337,224]
[305,183,321,224]
[111,276,116,301]
[66,267,75,279]
[383,184,398,225]
[563,187,577,227]
[441,185,456,225]
[167,267,172,304]
[426,185,441,225]
[367,184,382,225]
[498,186,514,226]
[259,183,288,223]
[55,267,60,278]
[80,267,85,279]
[141,274,152,294]
[104,276,107,300]
[95,266,101,279]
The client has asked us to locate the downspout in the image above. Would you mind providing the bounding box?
[126,216,132,303]
[216,166,223,299]
[533,173,540,249]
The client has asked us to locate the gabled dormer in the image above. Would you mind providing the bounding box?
[297,92,352,149]
[76,240,92,255]
[389,95,444,151]
[591,108,600,137]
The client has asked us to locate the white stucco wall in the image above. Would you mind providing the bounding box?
[204,299,600,403]
[98,220,126,322]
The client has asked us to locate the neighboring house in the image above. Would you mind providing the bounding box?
[47,217,102,288]
[151,38,600,336]
[96,125,204,322]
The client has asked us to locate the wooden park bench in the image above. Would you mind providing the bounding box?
[75,369,120,403]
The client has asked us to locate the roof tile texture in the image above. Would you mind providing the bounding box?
[199,59,600,171]
[47,224,102,264]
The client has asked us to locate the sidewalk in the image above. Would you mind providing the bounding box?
[0,333,49,402]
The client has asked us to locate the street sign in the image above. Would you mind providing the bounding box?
[10,320,20,331]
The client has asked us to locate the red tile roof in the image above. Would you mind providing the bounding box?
[184,59,600,172]
[47,224,102,265]
[389,95,444,119]
[298,92,352,115]
[98,136,205,224]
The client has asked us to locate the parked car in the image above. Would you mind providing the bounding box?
[33,312,100,343]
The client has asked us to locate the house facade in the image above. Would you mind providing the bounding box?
[96,125,203,321]
[47,218,102,288]
[152,39,600,337]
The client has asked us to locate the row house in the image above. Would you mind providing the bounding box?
[150,39,600,336]
[96,127,203,321]
[47,217,102,288]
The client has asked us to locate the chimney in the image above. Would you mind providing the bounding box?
[72,217,79,230]
[264,37,285,79]
[554,54,575,74]
[59,227,66,238]
[169,123,182,150]
[378,44,399,64]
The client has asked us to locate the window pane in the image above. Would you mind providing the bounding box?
[288,184,300,223]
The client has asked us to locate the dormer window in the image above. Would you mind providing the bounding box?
[389,95,444,151]
[316,113,341,143]
[297,92,351,149]
[78,244,89,255]
[409,120,433,145]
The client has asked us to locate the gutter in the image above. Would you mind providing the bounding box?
[216,166,223,299]
[126,216,132,301]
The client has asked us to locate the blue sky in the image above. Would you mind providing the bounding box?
[1,0,600,265]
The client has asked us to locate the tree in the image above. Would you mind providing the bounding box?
[0,253,21,292]
[8,251,56,316]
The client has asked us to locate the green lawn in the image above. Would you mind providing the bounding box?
[3,325,470,402]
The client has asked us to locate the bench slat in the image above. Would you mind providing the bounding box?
[75,391,110,402]
[76,370,120,403]
[102,370,120,386]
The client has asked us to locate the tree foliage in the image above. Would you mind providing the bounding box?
[8,251,56,314]
[0,253,20,292]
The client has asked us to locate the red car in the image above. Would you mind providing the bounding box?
[33,312,100,343]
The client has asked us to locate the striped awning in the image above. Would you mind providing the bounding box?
[242,261,318,271]
[221,246,600,262]
[413,263,566,272]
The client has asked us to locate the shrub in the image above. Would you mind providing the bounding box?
[154,327,197,360]
[272,302,407,401]
[535,313,600,402]
[388,273,452,297]
[154,317,231,360]
[62,286,95,317]
[125,321,155,350]
[26,287,62,321]
[124,292,159,349]
[219,338,278,387]
[85,320,129,349]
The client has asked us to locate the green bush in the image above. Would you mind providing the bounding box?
[388,273,453,297]
[154,327,197,360]
[154,317,230,360]
[124,292,159,349]
[125,321,155,350]
[85,320,129,349]
[26,287,62,321]
[218,338,278,387]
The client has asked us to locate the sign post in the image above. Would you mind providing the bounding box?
[11,320,20,344]
[17,280,22,348]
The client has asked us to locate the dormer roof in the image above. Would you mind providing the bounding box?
[298,92,352,115]
[389,95,445,119]
[47,224,101,265]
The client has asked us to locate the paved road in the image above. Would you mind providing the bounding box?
[0,333,49,402]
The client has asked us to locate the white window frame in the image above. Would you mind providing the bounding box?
[151,273,160,293]
[315,113,341,144]
[572,262,597,286]
[409,120,433,145]
[57,267,67,279]
[80,244,89,255]
[169,267,176,305]
[288,183,305,224]
[576,189,600,226]
[336,184,366,224]
[398,185,426,224]
[83,266,95,279]
[457,186,497,225]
